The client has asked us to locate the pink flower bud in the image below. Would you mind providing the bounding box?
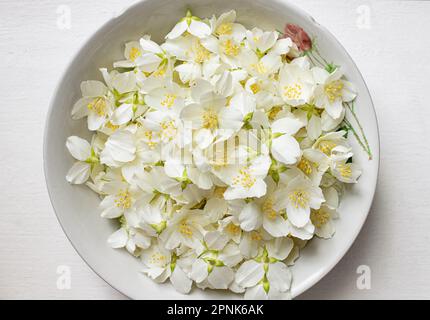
[283,24,312,52]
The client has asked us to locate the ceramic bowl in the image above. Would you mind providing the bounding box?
[44,0,379,299]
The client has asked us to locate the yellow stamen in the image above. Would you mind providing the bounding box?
[318,140,337,155]
[179,220,193,238]
[223,39,240,56]
[325,80,344,103]
[250,231,262,241]
[311,208,330,228]
[262,197,277,220]
[251,62,267,74]
[153,65,166,77]
[129,47,141,62]
[226,223,241,235]
[105,121,119,131]
[337,163,352,178]
[193,41,210,63]
[288,190,310,209]
[144,131,158,149]
[202,109,218,129]
[297,158,314,175]
[160,120,177,141]
[161,94,176,108]
[250,82,261,94]
[213,186,227,198]
[216,23,233,35]
[87,97,107,116]
[232,167,256,189]
[115,190,132,209]
[267,106,282,121]
[284,83,303,100]
[149,252,166,265]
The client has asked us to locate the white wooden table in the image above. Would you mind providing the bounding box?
[1,0,429,299]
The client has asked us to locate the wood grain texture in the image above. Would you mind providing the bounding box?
[0,0,429,299]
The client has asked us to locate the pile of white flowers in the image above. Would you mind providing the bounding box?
[66,10,362,299]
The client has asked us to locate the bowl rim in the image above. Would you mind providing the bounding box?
[44,0,380,299]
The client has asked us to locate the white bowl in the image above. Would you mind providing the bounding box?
[44,0,379,299]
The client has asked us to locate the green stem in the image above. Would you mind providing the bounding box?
[309,51,326,67]
[312,43,330,66]
[344,102,372,160]
[343,118,372,160]
[305,51,322,67]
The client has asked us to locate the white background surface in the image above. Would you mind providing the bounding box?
[1,0,429,299]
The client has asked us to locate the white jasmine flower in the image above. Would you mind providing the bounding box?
[229,90,257,119]
[119,128,165,184]
[321,108,345,132]
[71,80,114,131]
[285,219,315,240]
[100,129,137,167]
[313,67,357,119]
[245,77,284,110]
[293,103,346,142]
[135,36,168,73]
[239,230,269,259]
[220,155,272,200]
[141,110,189,147]
[140,58,175,93]
[219,215,242,244]
[274,174,325,228]
[186,165,215,190]
[136,166,183,200]
[162,35,215,83]
[310,205,338,239]
[245,28,278,55]
[278,57,314,106]
[266,237,294,260]
[210,10,247,42]
[244,30,291,77]
[296,148,330,185]
[144,81,186,117]
[235,248,292,300]
[181,92,243,148]
[270,115,305,165]
[112,41,144,68]
[99,183,142,219]
[141,241,172,282]
[105,91,145,128]
[313,130,350,157]
[65,136,101,184]
[271,37,294,56]
[166,10,211,40]
[107,215,151,255]
[138,196,168,235]
[160,209,210,250]
[238,178,290,237]
[142,239,195,294]
[100,68,137,95]
[201,34,247,68]
[112,37,167,75]
[169,250,195,294]
[190,231,242,289]
[211,70,235,97]
[161,144,191,180]
[330,154,362,183]
[243,51,282,82]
